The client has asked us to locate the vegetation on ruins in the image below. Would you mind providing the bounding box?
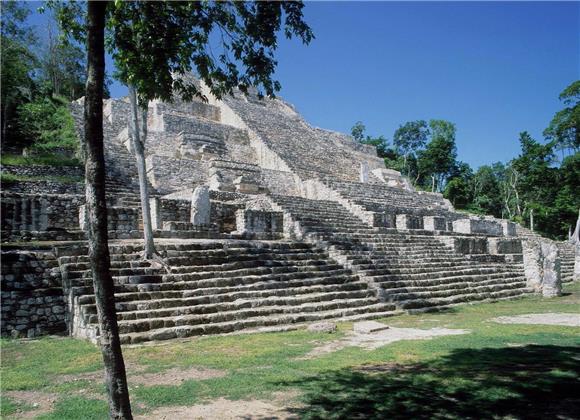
[352,79,580,240]
[2,282,579,418]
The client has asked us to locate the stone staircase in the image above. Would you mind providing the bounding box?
[270,194,531,312]
[324,179,452,216]
[558,242,577,283]
[57,240,397,344]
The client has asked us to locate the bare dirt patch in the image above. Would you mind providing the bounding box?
[302,327,469,359]
[4,390,57,419]
[129,366,227,386]
[136,390,301,420]
[493,313,580,327]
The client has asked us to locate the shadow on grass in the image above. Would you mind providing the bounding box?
[287,345,580,419]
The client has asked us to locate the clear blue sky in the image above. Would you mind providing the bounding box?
[27,1,579,169]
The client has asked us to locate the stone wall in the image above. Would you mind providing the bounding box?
[261,169,300,196]
[452,218,503,236]
[146,155,209,194]
[1,193,83,233]
[1,164,83,179]
[1,180,85,195]
[1,250,66,338]
[79,205,140,233]
[235,209,283,235]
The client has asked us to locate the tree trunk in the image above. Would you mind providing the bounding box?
[128,86,156,259]
[84,3,133,419]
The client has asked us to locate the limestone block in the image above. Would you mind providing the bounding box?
[372,212,396,228]
[423,216,447,231]
[307,322,337,333]
[79,205,87,231]
[452,218,502,236]
[149,197,162,230]
[235,209,283,235]
[233,175,261,194]
[488,238,522,255]
[360,162,369,183]
[522,240,543,292]
[541,242,561,297]
[353,321,389,334]
[190,185,211,225]
[501,220,516,237]
[396,214,423,230]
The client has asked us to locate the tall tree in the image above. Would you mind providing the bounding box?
[53,1,313,417]
[40,17,86,100]
[0,0,37,145]
[84,2,132,418]
[417,120,457,192]
[544,80,580,158]
[393,120,429,176]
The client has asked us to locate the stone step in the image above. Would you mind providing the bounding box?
[360,266,520,278]
[385,278,526,300]
[118,302,398,344]
[162,264,350,283]
[85,285,374,322]
[397,287,530,310]
[73,271,361,305]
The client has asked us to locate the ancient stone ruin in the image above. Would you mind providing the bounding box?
[1,80,578,343]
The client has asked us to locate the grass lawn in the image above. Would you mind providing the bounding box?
[2,282,579,419]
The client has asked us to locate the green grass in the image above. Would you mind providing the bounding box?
[1,153,82,167]
[1,282,579,418]
[0,173,84,184]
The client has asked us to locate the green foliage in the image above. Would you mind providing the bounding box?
[544,80,580,156]
[1,153,82,167]
[1,1,38,146]
[417,120,457,192]
[99,1,314,104]
[37,397,108,420]
[0,173,84,184]
[393,120,429,176]
[350,121,390,158]
[16,95,79,152]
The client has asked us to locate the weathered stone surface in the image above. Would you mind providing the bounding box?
[359,162,369,183]
[452,218,503,236]
[423,216,446,231]
[190,185,211,225]
[541,242,561,297]
[307,322,337,333]
[353,321,389,334]
[522,240,544,292]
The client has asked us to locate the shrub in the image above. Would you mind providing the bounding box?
[16,95,79,153]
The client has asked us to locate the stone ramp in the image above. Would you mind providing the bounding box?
[57,240,396,344]
[270,195,531,312]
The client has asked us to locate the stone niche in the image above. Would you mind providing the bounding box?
[452,218,503,236]
[235,209,283,236]
[423,216,447,231]
[396,214,424,230]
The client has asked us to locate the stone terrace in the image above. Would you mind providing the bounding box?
[1,78,577,342]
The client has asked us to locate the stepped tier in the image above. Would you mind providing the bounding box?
[58,240,397,344]
[3,80,575,343]
[270,195,532,312]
